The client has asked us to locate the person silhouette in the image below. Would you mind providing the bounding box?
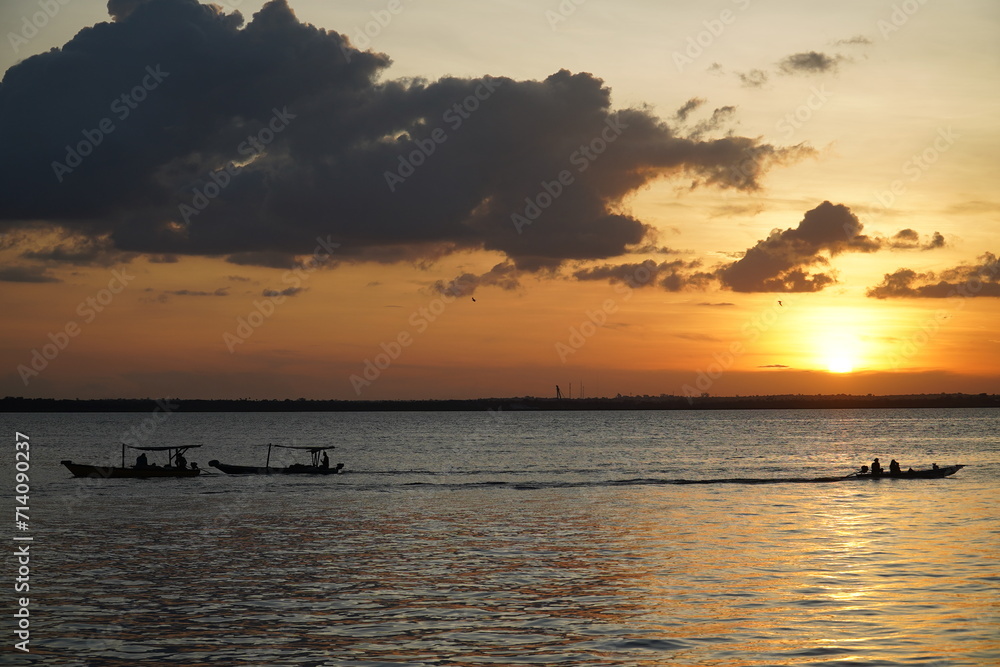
[871,458,883,476]
[889,459,901,474]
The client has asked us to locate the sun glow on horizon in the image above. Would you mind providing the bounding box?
[811,318,870,375]
[826,352,856,374]
[822,334,864,374]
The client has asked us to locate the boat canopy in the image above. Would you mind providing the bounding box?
[126,445,203,451]
[120,444,200,468]
[263,443,334,467]
[273,445,334,451]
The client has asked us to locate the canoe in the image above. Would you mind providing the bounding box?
[209,461,345,475]
[60,461,201,478]
[209,444,344,475]
[61,444,203,479]
[848,464,964,480]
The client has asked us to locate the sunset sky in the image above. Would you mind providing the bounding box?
[1,0,997,400]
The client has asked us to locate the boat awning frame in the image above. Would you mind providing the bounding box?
[271,445,335,451]
[126,445,203,451]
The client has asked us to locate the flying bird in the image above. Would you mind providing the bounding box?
[778,300,783,306]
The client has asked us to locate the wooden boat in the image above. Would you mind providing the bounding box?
[846,464,964,480]
[209,444,344,475]
[61,445,202,478]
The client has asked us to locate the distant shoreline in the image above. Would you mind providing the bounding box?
[2,394,997,413]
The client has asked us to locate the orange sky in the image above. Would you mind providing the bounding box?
[1,0,997,399]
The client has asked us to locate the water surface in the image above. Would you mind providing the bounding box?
[2,408,997,665]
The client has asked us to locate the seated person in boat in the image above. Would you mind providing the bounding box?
[870,458,882,475]
[859,465,869,474]
[135,453,149,468]
[889,459,901,474]
[321,452,330,469]
[175,452,187,469]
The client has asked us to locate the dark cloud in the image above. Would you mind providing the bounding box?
[778,51,845,74]
[718,201,881,292]
[19,233,132,267]
[147,253,179,263]
[867,253,1000,298]
[888,229,946,251]
[225,252,301,270]
[628,244,680,255]
[834,35,872,47]
[0,0,807,276]
[715,202,947,293]
[674,98,705,122]
[433,262,520,297]
[565,202,947,294]
[573,259,713,292]
[262,286,304,297]
[0,265,60,283]
[107,0,153,21]
[738,69,769,88]
[672,99,738,140]
[686,106,737,141]
[166,287,229,296]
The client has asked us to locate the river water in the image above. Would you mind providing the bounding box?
[2,408,998,665]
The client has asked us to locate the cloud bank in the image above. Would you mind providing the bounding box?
[867,253,1000,298]
[571,201,947,294]
[0,0,806,279]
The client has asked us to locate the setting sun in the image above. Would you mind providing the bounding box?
[827,353,856,374]
[811,320,867,375]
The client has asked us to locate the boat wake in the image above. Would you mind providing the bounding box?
[393,468,964,491]
[396,475,853,491]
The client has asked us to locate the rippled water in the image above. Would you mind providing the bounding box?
[2,408,998,665]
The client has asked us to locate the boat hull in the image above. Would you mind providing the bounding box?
[61,461,200,478]
[849,464,964,480]
[209,460,344,475]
